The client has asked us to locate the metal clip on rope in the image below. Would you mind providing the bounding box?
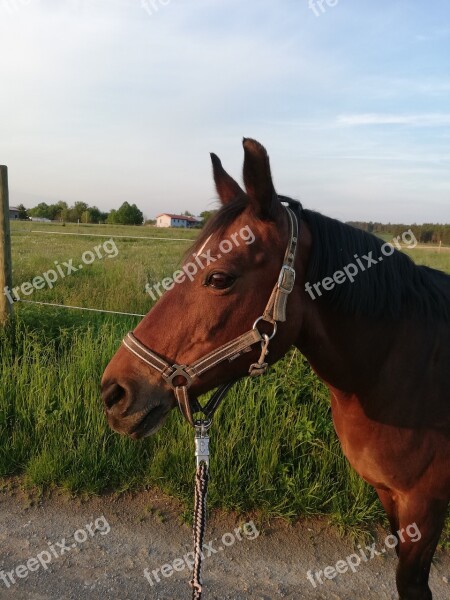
[194,421,211,467]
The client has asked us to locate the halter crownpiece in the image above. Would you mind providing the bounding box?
[122,201,301,427]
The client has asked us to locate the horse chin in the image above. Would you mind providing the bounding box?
[130,401,173,439]
[107,396,174,440]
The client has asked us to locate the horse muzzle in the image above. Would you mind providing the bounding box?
[101,370,175,439]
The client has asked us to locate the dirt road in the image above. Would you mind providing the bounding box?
[0,485,448,600]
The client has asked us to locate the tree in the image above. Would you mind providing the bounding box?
[106,209,118,224]
[28,202,50,219]
[114,202,144,225]
[16,204,28,220]
[60,207,71,222]
[26,200,143,225]
[81,210,91,224]
[200,210,217,226]
[53,201,68,221]
[81,206,102,224]
[72,202,89,221]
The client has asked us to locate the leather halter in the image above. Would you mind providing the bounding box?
[122,201,301,427]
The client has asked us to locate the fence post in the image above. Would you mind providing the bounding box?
[0,165,13,325]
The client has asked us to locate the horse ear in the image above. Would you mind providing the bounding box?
[242,138,279,219]
[210,153,245,205]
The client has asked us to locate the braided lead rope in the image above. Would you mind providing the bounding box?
[191,461,209,599]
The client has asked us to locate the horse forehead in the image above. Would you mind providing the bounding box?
[196,235,212,256]
[194,216,280,259]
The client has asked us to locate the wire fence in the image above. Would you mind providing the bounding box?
[30,230,193,242]
[10,225,449,322]
[9,224,194,321]
[18,299,146,318]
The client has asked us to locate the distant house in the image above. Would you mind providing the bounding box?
[9,207,20,219]
[156,213,201,228]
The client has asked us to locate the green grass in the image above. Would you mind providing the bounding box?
[0,315,382,534]
[403,248,450,272]
[1,222,449,536]
[9,221,196,314]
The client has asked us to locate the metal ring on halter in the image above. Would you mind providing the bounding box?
[252,316,278,340]
[162,365,193,389]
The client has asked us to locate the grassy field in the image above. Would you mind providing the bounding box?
[1,221,449,536]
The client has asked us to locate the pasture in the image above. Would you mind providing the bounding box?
[1,220,449,538]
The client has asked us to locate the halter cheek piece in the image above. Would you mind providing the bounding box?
[122,200,302,427]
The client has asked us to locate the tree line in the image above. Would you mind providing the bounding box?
[348,221,450,245]
[200,213,450,245]
[16,203,449,242]
[20,201,144,225]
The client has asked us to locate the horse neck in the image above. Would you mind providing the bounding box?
[292,220,397,393]
[295,299,397,392]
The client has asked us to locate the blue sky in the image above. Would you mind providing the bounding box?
[0,0,449,222]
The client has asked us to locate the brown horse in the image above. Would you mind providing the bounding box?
[102,138,450,600]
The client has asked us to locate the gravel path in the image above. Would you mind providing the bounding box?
[0,484,449,599]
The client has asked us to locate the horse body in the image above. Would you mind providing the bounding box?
[102,139,449,599]
[294,219,450,598]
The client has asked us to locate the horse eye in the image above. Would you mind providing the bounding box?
[206,272,235,290]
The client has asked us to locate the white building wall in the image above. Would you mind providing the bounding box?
[156,215,172,228]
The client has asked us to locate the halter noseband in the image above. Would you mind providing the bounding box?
[122,201,301,427]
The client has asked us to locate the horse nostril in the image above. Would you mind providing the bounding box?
[102,382,126,411]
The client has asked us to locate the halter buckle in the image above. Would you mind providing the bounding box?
[278,265,296,294]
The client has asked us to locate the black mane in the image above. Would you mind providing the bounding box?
[303,209,450,321]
